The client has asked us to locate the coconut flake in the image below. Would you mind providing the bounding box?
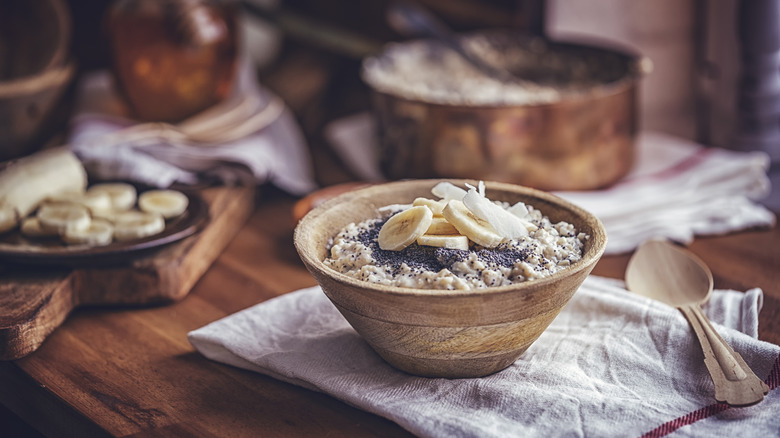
[508,201,529,219]
[378,203,412,214]
[431,182,467,201]
[462,188,528,239]
[463,181,486,196]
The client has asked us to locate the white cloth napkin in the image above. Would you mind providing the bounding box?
[189,276,780,438]
[325,115,776,254]
[555,132,775,254]
[68,60,317,195]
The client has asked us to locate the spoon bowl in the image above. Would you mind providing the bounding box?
[626,238,713,307]
[626,239,768,407]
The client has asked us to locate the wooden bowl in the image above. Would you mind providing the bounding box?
[294,179,607,378]
[0,0,74,161]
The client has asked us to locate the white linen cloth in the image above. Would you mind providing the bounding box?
[325,115,776,254]
[68,60,317,195]
[189,276,780,438]
[555,132,775,254]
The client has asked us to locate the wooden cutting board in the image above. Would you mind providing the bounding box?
[0,185,254,361]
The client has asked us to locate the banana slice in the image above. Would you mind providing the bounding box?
[87,183,137,211]
[138,189,189,219]
[412,198,447,216]
[425,216,459,235]
[36,203,91,234]
[442,200,503,248]
[47,191,113,214]
[0,205,18,233]
[113,210,165,241]
[20,217,59,237]
[417,234,469,250]
[378,206,433,251]
[62,218,114,246]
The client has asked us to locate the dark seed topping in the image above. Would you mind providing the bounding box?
[355,215,531,275]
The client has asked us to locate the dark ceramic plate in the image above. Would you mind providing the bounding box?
[0,191,209,267]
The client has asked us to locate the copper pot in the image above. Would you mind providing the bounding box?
[363,33,651,191]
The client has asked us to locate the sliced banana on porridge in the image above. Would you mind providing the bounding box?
[138,189,189,219]
[378,205,433,251]
[442,200,503,248]
[425,216,459,235]
[416,234,469,251]
[412,197,447,216]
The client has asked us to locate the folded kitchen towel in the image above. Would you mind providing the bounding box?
[554,132,775,254]
[325,115,776,254]
[68,59,317,195]
[188,276,780,438]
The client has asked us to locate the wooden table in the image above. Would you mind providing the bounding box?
[0,186,778,438]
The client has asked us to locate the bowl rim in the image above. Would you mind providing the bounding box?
[294,179,607,299]
[0,60,75,97]
[0,0,73,94]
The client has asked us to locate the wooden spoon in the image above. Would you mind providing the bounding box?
[386,1,523,84]
[625,239,769,407]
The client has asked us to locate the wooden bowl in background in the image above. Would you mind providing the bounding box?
[294,179,607,378]
[0,0,74,161]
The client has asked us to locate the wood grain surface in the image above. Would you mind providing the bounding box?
[0,188,777,437]
[0,186,254,361]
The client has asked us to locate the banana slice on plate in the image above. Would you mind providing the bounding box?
[442,200,503,248]
[378,205,433,251]
[87,183,137,211]
[36,203,91,235]
[112,210,166,241]
[20,217,60,237]
[0,205,18,233]
[47,191,113,214]
[417,234,469,250]
[138,190,189,219]
[62,218,114,246]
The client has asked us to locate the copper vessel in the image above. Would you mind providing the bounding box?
[363,34,651,191]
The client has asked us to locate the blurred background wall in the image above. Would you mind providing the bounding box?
[60,0,759,149]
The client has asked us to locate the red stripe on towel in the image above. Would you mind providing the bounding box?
[620,148,712,187]
[641,353,780,438]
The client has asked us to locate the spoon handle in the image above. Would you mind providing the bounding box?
[386,1,520,83]
[679,304,769,406]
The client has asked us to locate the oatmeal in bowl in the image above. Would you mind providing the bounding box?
[325,180,589,290]
[294,179,606,378]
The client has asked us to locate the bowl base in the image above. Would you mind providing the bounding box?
[372,345,528,379]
